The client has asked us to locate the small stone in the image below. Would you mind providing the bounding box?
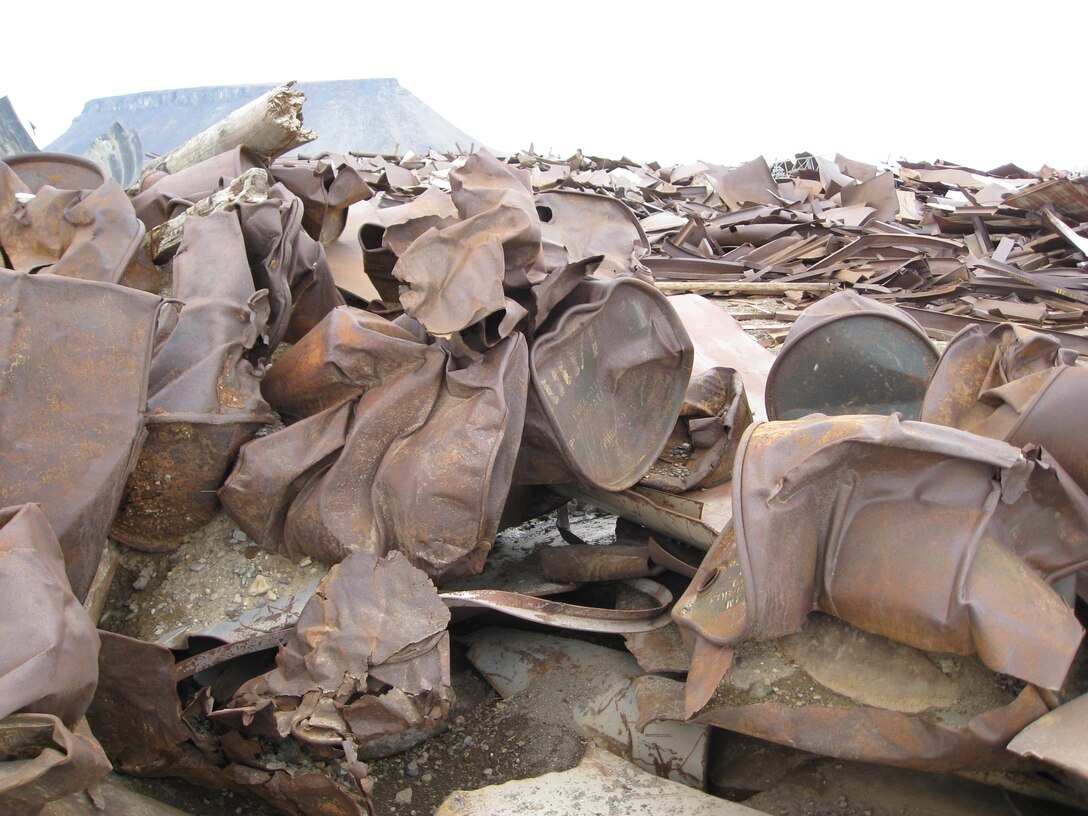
[406,760,419,777]
[267,590,278,601]
[421,773,432,783]
[299,556,313,567]
[131,570,150,591]
[232,529,249,542]
[749,682,770,700]
[247,575,271,596]
[462,736,475,747]
[167,552,184,566]
[483,768,493,777]
[190,562,205,573]
[394,788,413,805]
[189,593,200,603]
[233,593,242,604]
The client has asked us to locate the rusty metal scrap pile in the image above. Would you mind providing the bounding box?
[2,83,1088,816]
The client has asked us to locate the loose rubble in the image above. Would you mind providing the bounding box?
[1,82,1087,816]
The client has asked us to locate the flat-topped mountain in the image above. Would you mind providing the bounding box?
[48,78,480,158]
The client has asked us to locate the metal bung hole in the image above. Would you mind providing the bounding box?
[696,566,721,593]
[536,205,554,223]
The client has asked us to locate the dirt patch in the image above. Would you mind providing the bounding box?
[101,511,327,642]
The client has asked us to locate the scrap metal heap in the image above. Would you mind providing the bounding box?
[1,84,1088,815]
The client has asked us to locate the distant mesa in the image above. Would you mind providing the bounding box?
[47,78,481,158]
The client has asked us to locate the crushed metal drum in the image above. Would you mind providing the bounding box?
[765,290,939,421]
[3,151,106,192]
[0,268,165,599]
[517,277,694,490]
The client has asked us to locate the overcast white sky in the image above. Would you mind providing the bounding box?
[4,0,1085,171]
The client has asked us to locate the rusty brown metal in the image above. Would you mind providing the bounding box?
[222,310,528,584]
[271,154,373,245]
[673,415,1087,695]
[0,503,110,812]
[0,714,112,815]
[765,290,939,421]
[215,551,451,753]
[539,543,656,583]
[359,186,461,303]
[3,152,106,192]
[358,221,401,302]
[0,269,164,598]
[516,277,694,490]
[1,162,145,284]
[640,367,751,493]
[440,578,673,634]
[236,182,346,347]
[390,151,544,337]
[90,632,372,816]
[259,305,437,423]
[534,189,649,277]
[173,629,293,681]
[1008,693,1088,795]
[921,321,1088,492]
[635,657,1052,773]
[111,210,274,551]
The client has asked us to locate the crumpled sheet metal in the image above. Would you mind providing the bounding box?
[633,647,1052,773]
[222,309,528,584]
[0,715,112,816]
[237,182,345,347]
[260,305,439,421]
[391,151,544,337]
[1,162,144,284]
[534,189,648,277]
[271,154,373,245]
[89,633,371,816]
[921,321,1088,492]
[1007,692,1088,794]
[0,268,163,598]
[360,187,460,303]
[668,294,774,421]
[0,504,109,813]
[765,290,939,421]
[215,551,451,749]
[3,152,106,193]
[112,210,274,550]
[673,414,1086,694]
[130,148,344,347]
[640,366,751,493]
[516,277,694,490]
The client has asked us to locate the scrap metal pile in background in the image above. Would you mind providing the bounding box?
[2,83,1088,816]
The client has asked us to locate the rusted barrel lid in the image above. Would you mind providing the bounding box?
[766,290,938,421]
[522,277,694,491]
[4,151,107,192]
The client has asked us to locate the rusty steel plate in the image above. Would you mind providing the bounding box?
[4,152,106,192]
